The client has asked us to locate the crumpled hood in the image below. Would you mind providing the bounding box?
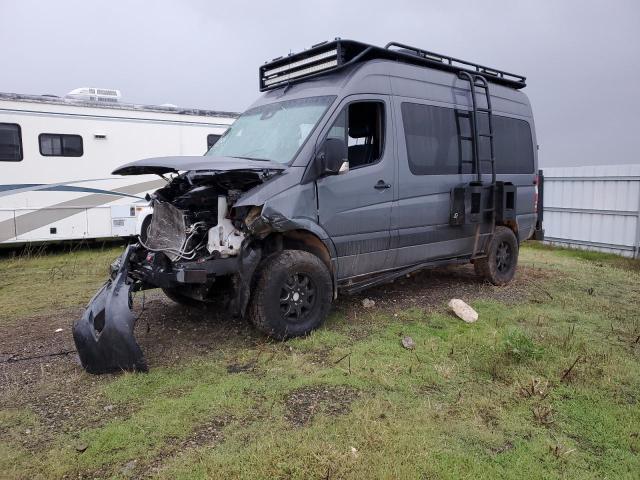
[113,155,287,176]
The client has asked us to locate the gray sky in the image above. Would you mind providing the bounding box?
[1,0,639,167]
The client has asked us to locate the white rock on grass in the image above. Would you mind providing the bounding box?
[401,336,416,350]
[362,298,376,308]
[448,299,478,323]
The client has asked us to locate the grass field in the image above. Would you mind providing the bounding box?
[0,243,639,479]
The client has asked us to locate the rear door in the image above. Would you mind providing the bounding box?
[316,95,395,279]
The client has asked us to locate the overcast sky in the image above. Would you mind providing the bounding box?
[1,0,639,167]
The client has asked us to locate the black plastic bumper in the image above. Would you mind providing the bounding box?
[72,245,148,374]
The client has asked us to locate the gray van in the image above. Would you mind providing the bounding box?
[73,40,543,373]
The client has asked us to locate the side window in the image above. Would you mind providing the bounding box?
[493,116,534,174]
[39,134,83,157]
[0,123,23,162]
[321,101,385,170]
[207,134,221,150]
[401,102,473,175]
[347,102,384,168]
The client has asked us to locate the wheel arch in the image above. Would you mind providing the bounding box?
[260,229,338,298]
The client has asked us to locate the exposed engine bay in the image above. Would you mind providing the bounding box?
[73,163,283,374]
[140,169,263,262]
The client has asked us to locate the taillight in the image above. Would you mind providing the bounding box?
[533,175,539,213]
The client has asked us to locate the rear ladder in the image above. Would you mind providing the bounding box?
[459,72,497,258]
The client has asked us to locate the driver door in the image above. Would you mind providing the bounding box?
[315,95,395,279]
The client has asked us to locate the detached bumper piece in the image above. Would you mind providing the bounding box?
[73,246,148,374]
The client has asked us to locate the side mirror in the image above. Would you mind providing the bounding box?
[317,137,348,176]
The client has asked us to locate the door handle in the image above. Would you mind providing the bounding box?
[374,180,392,190]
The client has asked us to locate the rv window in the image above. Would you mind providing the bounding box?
[207,134,221,150]
[347,102,385,168]
[0,123,23,162]
[493,116,534,174]
[39,134,83,157]
[401,103,473,175]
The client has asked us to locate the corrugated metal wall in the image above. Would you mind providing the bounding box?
[542,164,640,258]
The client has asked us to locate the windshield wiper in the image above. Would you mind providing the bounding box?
[231,156,270,162]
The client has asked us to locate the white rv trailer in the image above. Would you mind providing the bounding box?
[0,90,238,246]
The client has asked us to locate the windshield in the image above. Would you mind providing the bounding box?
[206,96,335,164]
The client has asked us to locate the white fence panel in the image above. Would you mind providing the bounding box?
[542,164,640,258]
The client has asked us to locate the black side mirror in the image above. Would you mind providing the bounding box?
[317,137,348,176]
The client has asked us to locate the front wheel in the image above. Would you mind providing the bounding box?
[474,226,519,285]
[248,250,333,339]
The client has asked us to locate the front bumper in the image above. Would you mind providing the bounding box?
[73,242,262,374]
[72,245,147,373]
[129,253,240,289]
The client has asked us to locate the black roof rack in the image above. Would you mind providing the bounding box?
[259,39,526,92]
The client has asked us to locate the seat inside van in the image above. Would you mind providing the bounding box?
[348,102,384,168]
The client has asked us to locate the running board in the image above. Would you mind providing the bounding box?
[339,256,471,295]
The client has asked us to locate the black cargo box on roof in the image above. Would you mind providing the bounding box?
[259,39,527,92]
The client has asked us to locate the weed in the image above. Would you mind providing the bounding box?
[502,328,542,362]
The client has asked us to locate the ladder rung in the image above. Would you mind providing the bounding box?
[478,133,493,138]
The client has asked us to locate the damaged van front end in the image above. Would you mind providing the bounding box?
[73,156,288,373]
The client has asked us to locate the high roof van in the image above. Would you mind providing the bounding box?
[73,40,543,373]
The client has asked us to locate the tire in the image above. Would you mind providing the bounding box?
[139,215,152,244]
[474,226,519,286]
[162,287,203,307]
[248,250,333,339]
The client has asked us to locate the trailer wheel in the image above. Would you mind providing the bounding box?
[162,288,203,307]
[248,250,332,339]
[474,226,519,285]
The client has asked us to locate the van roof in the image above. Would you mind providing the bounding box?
[260,39,527,92]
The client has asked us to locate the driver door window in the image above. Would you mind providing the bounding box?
[322,101,385,169]
[347,102,384,168]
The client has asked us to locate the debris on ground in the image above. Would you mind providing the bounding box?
[54,328,63,333]
[350,446,359,458]
[75,443,88,453]
[448,298,478,323]
[401,336,416,350]
[362,298,375,308]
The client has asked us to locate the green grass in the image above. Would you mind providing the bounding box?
[0,244,124,325]
[1,243,639,479]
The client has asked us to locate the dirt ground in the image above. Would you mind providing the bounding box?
[0,262,549,443]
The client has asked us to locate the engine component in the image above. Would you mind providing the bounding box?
[207,196,244,257]
[144,201,188,261]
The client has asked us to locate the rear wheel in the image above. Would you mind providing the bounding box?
[248,250,332,339]
[474,226,519,285]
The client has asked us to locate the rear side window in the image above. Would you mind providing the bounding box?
[0,123,23,162]
[401,103,473,175]
[493,116,534,174]
[39,133,83,157]
[207,134,221,150]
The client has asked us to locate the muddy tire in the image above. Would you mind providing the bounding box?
[248,250,332,340]
[474,226,519,286]
[162,288,203,307]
